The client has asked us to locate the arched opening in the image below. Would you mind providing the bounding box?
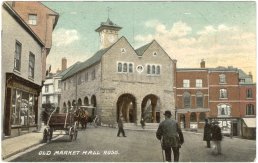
[78,98,82,106]
[190,112,197,129]
[141,94,160,123]
[199,112,206,122]
[67,101,71,111]
[91,95,97,117]
[84,96,89,106]
[63,102,67,113]
[116,93,136,123]
[72,100,76,110]
[179,114,186,128]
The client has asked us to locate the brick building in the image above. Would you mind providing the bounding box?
[175,60,256,137]
[60,18,176,125]
[2,2,58,137]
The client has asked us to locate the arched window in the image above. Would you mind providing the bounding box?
[129,63,133,73]
[156,66,160,74]
[84,97,89,106]
[217,104,231,117]
[152,65,155,74]
[246,104,255,115]
[196,92,203,108]
[147,65,151,74]
[199,112,206,122]
[183,92,191,108]
[123,63,127,72]
[78,98,82,106]
[118,63,122,72]
[190,112,197,122]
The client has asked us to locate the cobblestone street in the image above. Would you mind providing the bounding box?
[12,126,256,162]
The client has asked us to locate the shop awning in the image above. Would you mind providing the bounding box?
[242,118,256,128]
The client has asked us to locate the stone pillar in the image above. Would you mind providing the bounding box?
[152,103,157,123]
[136,102,141,125]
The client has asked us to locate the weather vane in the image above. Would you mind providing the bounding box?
[107,7,111,18]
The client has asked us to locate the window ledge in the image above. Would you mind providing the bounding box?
[219,82,227,84]
[13,69,21,74]
[246,98,254,100]
[28,76,34,81]
[219,98,228,99]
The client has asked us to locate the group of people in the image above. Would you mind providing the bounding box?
[203,118,223,155]
[117,110,222,162]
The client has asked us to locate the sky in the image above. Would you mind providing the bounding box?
[43,1,256,81]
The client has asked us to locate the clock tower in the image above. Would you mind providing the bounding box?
[95,18,122,49]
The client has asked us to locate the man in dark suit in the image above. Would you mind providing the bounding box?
[117,116,126,137]
[156,110,184,162]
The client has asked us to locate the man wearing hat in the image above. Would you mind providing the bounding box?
[211,120,222,154]
[156,110,184,162]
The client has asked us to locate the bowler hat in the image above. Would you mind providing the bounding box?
[163,110,172,116]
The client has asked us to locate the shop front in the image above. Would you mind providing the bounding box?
[4,73,41,137]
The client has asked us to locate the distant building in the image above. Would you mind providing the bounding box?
[175,60,256,138]
[2,2,58,137]
[60,18,176,125]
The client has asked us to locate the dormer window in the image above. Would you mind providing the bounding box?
[28,14,37,25]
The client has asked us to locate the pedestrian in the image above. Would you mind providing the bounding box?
[203,118,212,148]
[117,116,126,137]
[211,120,222,155]
[140,118,145,129]
[156,110,184,162]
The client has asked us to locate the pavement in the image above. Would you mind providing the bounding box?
[0,125,251,161]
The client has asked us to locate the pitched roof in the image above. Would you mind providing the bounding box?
[56,62,80,78]
[95,18,122,32]
[3,2,44,46]
[135,41,153,56]
[62,47,111,80]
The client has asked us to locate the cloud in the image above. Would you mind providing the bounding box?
[53,28,80,47]
[135,20,256,81]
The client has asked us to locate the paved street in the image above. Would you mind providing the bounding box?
[11,126,256,162]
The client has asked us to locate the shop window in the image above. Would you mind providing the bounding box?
[11,89,35,126]
[14,41,22,71]
[246,104,255,115]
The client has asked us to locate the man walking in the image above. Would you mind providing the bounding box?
[156,110,184,162]
[203,118,211,148]
[117,116,126,137]
[211,120,222,154]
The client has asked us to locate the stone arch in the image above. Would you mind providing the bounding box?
[63,102,67,113]
[179,114,186,128]
[116,93,137,123]
[78,98,82,106]
[67,101,71,109]
[141,94,160,123]
[91,95,97,116]
[199,112,206,122]
[84,96,89,106]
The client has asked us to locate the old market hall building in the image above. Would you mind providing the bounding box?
[60,18,176,125]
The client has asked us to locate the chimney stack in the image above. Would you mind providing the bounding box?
[62,57,67,71]
[200,59,205,68]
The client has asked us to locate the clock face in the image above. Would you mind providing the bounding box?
[108,35,115,43]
